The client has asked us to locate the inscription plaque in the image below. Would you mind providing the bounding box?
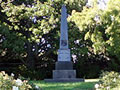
[58,49,71,61]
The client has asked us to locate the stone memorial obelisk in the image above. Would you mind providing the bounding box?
[45,5,84,82]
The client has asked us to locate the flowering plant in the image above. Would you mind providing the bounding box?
[0,71,32,90]
[95,71,120,90]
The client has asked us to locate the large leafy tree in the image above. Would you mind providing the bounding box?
[0,0,58,69]
[70,0,120,71]
[0,0,87,70]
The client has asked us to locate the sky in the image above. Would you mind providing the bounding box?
[87,0,110,10]
[98,0,109,9]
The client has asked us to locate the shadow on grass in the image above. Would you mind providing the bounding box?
[32,80,97,90]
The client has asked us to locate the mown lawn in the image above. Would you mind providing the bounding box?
[32,79,99,90]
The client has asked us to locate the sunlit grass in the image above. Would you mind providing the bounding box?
[32,79,99,90]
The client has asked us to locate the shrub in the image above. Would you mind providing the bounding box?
[95,71,120,90]
[17,64,53,80]
[0,71,41,90]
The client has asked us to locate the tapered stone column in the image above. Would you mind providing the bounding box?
[56,5,72,71]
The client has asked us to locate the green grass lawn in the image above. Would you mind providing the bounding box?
[32,79,99,90]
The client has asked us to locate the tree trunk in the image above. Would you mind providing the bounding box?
[26,41,35,70]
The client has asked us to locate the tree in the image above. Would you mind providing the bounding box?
[69,0,120,71]
[0,0,87,70]
[0,0,59,69]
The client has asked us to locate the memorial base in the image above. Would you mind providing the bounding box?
[44,61,84,82]
[55,61,73,70]
[45,70,84,82]
[53,70,76,78]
